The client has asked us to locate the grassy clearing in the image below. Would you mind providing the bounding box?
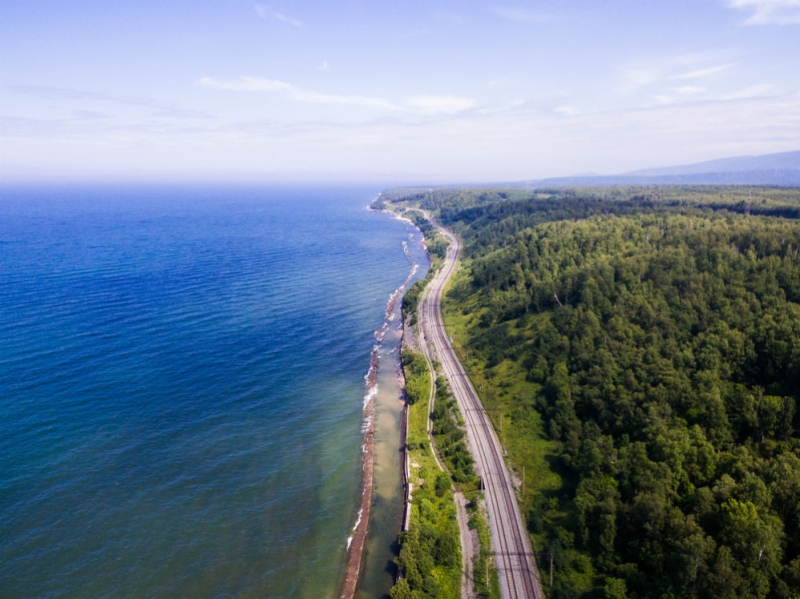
[442,264,580,594]
[443,268,563,495]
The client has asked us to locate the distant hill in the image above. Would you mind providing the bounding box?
[628,151,800,176]
[521,150,800,187]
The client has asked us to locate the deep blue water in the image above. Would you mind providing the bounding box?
[0,185,421,599]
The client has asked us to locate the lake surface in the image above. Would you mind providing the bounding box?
[0,185,425,599]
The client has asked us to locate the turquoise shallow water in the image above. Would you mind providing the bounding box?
[0,185,422,599]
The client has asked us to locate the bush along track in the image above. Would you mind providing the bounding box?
[392,348,461,599]
[394,348,501,599]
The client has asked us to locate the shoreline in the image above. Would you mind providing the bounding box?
[340,211,423,599]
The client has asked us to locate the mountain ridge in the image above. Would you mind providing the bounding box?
[522,150,800,187]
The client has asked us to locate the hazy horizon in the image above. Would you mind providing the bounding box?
[2,0,798,184]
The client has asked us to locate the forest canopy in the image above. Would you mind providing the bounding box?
[381,186,800,599]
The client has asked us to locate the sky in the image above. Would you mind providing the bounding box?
[1,0,798,184]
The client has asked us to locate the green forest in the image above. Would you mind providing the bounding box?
[381,186,800,599]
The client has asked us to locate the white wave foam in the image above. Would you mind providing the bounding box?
[362,415,373,433]
[363,386,377,409]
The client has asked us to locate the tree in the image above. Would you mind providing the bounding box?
[604,577,627,599]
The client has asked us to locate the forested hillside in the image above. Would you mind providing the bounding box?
[382,187,800,599]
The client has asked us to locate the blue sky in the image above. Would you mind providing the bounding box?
[1,0,798,183]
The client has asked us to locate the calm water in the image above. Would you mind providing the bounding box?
[0,185,424,599]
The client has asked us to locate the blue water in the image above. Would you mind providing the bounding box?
[0,185,421,599]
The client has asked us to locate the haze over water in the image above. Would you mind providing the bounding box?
[0,185,420,599]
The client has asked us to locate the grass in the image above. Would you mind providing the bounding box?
[406,371,431,450]
[407,397,461,598]
[442,267,563,495]
[393,348,460,599]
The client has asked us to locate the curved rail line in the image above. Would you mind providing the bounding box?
[418,216,542,599]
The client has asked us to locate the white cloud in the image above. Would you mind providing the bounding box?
[254,4,302,27]
[197,77,398,109]
[404,96,476,114]
[618,56,736,97]
[555,105,577,116]
[197,78,478,116]
[725,0,800,24]
[653,86,708,104]
[320,61,330,71]
[6,92,796,183]
[673,63,735,79]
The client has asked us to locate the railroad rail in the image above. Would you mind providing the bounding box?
[417,216,543,599]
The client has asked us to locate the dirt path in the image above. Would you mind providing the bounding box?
[455,491,477,599]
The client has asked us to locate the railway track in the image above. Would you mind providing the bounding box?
[418,217,542,599]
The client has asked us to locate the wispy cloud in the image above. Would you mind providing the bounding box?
[652,86,708,104]
[491,6,551,22]
[254,4,302,27]
[7,93,796,183]
[404,96,476,114]
[673,63,735,79]
[197,76,398,109]
[555,105,577,116]
[725,0,800,25]
[3,84,213,119]
[618,55,736,95]
[197,77,479,116]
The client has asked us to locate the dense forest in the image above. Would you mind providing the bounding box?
[383,186,800,599]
